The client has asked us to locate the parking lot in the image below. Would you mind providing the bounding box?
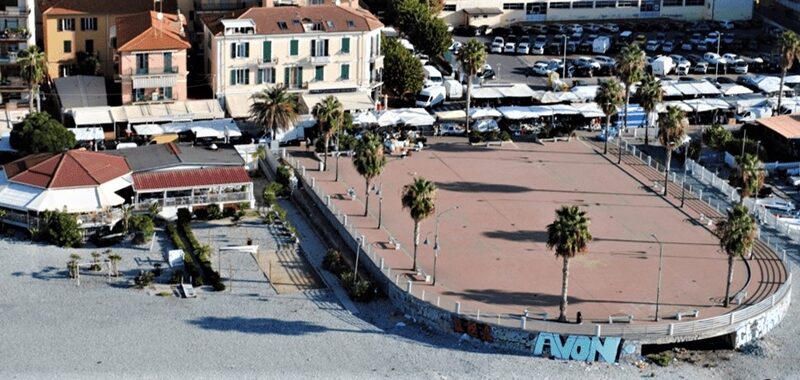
[451,18,794,90]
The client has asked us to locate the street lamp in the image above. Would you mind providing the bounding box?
[651,234,664,321]
[681,137,691,208]
[562,34,568,78]
[334,130,341,182]
[354,236,363,284]
[715,31,722,79]
[373,183,384,229]
[424,206,459,285]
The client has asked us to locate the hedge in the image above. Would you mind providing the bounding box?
[165,223,202,286]
[179,222,226,291]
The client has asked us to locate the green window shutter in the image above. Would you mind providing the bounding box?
[164,87,172,99]
[315,66,324,81]
[284,67,290,85]
[263,40,271,61]
[230,70,236,85]
[311,40,316,56]
[245,69,250,85]
[342,37,350,53]
[290,40,298,56]
[244,42,250,57]
[230,43,236,59]
[297,68,303,87]
[341,64,349,80]
[256,69,263,84]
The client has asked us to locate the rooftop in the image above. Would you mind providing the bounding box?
[202,5,382,36]
[3,150,131,189]
[132,166,251,191]
[108,143,244,172]
[116,11,190,52]
[42,0,177,15]
[757,114,800,139]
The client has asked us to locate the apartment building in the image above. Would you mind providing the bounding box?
[0,0,35,108]
[201,3,383,117]
[115,11,190,105]
[440,0,752,27]
[41,0,177,78]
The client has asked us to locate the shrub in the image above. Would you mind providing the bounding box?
[262,187,277,207]
[276,165,292,189]
[177,208,192,225]
[134,270,155,288]
[646,351,674,367]
[129,215,155,244]
[323,249,347,274]
[499,131,512,141]
[40,210,82,248]
[468,130,482,144]
[206,204,223,220]
[485,129,500,141]
[702,124,732,150]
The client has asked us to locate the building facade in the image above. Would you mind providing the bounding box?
[115,11,190,105]
[201,3,383,117]
[440,0,753,27]
[41,0,177,78]
[0,0,35,108]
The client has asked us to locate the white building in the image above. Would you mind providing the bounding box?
[440,0,753,26]
[201,3,384,118]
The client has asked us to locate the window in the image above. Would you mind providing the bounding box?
[230,42,249,58]
[346,20,356,28]
[443,4,456,11]
[164,52,173,73]
[57,18,75,31]
[572,1,594,7]
[262,40,272,62]
[315,66,324,81]
[284,66,303,88]
[80,17,97,31]
[160,87,173,99]
[85,39,93,53]
[341,37,350,53]
[310,0,324,4]
[290,39,298,56]
[136,53,148,74]
[685,0,703,5]
[662,0,682,6]
[311,39,329,57]
[617,0,638,6]
[257,68,276,84]
[230,68,250,85]
[326,21,335,29]
[595,0,616,7]
[133,88,145,102]
[526,3,547,14]
[340,64,350,80]
[549,1,571,8]
[63,40,72,53]
[503,3,524,9]
[277,21,288,30]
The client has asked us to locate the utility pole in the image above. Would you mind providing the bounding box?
[681,139,689,208]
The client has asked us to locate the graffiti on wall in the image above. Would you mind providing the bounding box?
[533,332,621,362]
[452,316,493,342]
[735,289,791,348]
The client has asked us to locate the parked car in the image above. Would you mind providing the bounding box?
[517,42,530,55]
[439,122,466,136]
[692,61,709,73]
[532,61,552,76]
[594,55,616,72]
[661,41,674,53]
[490,42,503,54]
[549,24,565,33]
[705,31,720,45]
[718,20,735,30]
[733,59,748,74]
[567,24,583,34]
[548,41,563,55]
[722,53,738,63]
[533,35,547,49]
[601,23,619,33]
[704,52,723,64]
[504,42,516,54]
[646,40,660,52]
[690,33,704,45]
[585,23,601,33]
[681,41,694,51]
[575,56,601,71]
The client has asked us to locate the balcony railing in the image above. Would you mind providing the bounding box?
[0,8,30,17]
[309,56,330,65]
[370,71,383,83]
[134,191,251,210]
[129,66,179,76]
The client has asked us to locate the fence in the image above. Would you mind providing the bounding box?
[267,145,792,344]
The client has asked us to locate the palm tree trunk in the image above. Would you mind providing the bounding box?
[623,84,630,134]
[412,221,420,272]
[664,149,672,196]
[465,76,473,134]
[603,115,610,154]
[644,111,650,146]
[558,256,570,322]
[724,254,734,307]
[364,179,371,217]
[323,135,329,171]
[777,69,786,116]
[28,87,34,111]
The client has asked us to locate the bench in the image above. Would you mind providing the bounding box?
[486,141,503,147]
[539,137,570,143]
[608,314,634,324]
[675,310,699,320]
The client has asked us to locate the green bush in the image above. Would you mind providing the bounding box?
[499,131,512,141]
[193,208,209,220]
[339,272,376,302]
[134,270,155,288]
[129,215,155,244]
[40,210,83,248]
[276,165,292,189]
[323,249,347,274]
[207,204,223,220]
[468,130,482,144]
[646,351,674,367]
[703,124,733,150]
[177,208,192,225]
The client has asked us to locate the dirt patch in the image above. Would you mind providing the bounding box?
[255,248,323,294]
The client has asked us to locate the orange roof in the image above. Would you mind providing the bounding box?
[42,0,177,16]
[4,150,131,189]
[203,5,382,36]
[757,115,800,139]
[116,11,190,52]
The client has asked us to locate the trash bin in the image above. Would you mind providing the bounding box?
[318,161,325,171]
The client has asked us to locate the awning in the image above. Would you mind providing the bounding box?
[151,134,179,144]
[353,111,378,125]
[497,84,536,98]
[573,103,606,118]
[225,93,254,119]
[186,99,225,120]
[0,182,41,211]
[70,127,104,141]
[660,83,683,97]
[548,104,580,115]
[720,84,754,96]
[471,87,503,99]
[54,75,108,109]
[571,85,600,102]
[470,108,502,119]
[498,106,539,120]
[393,108,436,126]
[134,124,165,136]
[110,106,128,123]
[435,110,466,120]
[69,106,114,126]
[132,75,177,89]
[463,7,502,15]
[302,92,375,112]
[664,101,693,112]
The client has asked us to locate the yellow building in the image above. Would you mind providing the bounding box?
[41,0,177,78]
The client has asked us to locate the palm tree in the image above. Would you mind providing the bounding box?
[312,95,343,172]
[249,85,298,141]
[616,43,645,146]
[148,201,161,218]
[546,205,592,322]
[636,73,663,146]
[738,153,764,201]
[18,46,47,111]
[457,39,486,134]
[777,31,800,115]
[352,131,386,217]
[657,105,688,196]
[107,253,122,277]
[252,145,267,162]
[401,177,436,273]
[595,79,624,154]
[715,205,756,307]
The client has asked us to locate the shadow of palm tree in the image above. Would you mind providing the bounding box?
[436,181,533,193]
[483,230,549,243]
[187,316,368,336]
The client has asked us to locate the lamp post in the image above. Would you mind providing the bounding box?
[374,183,383,229]
[681,137,690,208]
[651,234,664,321]
[562,34,568,78]
[424,206,459,286]
[715,31,722,79]
[354,236,363,284]
[334,130,341,182]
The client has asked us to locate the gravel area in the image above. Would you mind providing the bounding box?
[0,225,797,379]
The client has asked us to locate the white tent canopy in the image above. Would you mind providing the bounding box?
[719,84,754,96]
[70,127,104,141]
[572,103,605,118]
[497,106,539,120]
[434,110,466,120]
[750,75,792,94]
[68,106,114,126]
[470,108,502,119]
[133,124,166,136]
[570,85,600,102]
[785,75,800,85]
[393,108,436,126]
[302,92,375,112]
[353,111,378,125]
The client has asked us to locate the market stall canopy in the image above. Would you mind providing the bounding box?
[68,106,114,126]
[498,106,539,120]
[663,101,694,112]
[377,110,400,126]
[470,108,502,119]
[70,127,104,141]
[497,84,537,98]
[353,111,378,125]
[719,84,754,96]
[393,108,436,126]
[548,104,580,115]
[471,86,504,99]
[572,103,605,118]
[133,124,165,136]
[54,75,107,109]
[301,92,375,112]
[749,75,792,94]
[570,85,600,102]
[434,110,466,120]
[225,92,254,119]
[659,82,684,97]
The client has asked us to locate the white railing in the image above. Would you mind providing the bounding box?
[272,145,793,341]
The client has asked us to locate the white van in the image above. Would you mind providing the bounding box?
[423,65,443,88]
[415,86,447,108]
[592,36,610,54]
[443,79,463,100]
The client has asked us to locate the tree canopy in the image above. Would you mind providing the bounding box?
[249,85,298,139]
[10,112,76,154]
[382,36,424,98]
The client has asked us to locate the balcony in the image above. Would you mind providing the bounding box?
[129,66,179,76]
[309,56,331,65]
[0,8,30,17]
[134,191,251,210]
[370,54,384,64]
[0,76,28,92]
[370,71,383,84]
[258,57,278,67]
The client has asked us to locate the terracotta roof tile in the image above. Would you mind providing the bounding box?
[5,150,131,189]
[132,167,251,191]
[42,0,177,15]
[757,115,800,139]
[116,11,190,52]
[203,5,382,36]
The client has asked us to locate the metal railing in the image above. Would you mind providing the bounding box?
[272,143,793,341]
[130,66,179,76]
[134,191,250,210]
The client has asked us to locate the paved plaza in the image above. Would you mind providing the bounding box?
[289,137,769,323]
